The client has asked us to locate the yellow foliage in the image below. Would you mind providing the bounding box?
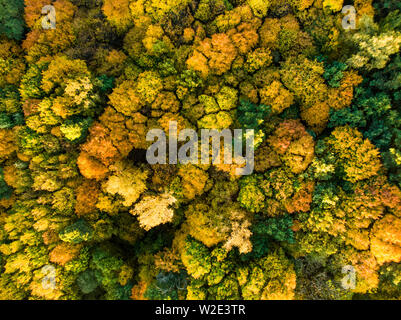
[260,80,294,114]
[247,0,270,18]
[108,80,144,116]
[290,0,314,11]
[259,18,281,50]
[49,243,82,266]
[103,162,148,207]
[178,165,209,200]
[131,193,177,231]
[102,0,133,32]
[371,215,401,265]
[41,56,90,94]
[0,40,25,86]
[328,71,363,111]
[187,33,237,78]
[323,0,344,12]
[136,71,163,103]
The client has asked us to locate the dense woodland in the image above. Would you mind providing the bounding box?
[0,0,401,300]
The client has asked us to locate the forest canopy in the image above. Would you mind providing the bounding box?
[0,0,401,300]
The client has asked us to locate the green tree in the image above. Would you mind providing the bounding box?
[0,0,24,40]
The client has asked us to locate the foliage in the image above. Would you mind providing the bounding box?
[0,0,25,40]
[0,0,401,301]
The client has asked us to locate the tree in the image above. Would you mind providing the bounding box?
[0,0,25,40]
[2,0,401,302]
[323,126,382,183]
[186,33,238,78]
[102,0,133,32]
[344,16,401,70]
[102,161,148,207]
[131,193,177,231]
[59,220,94,244]
[371,214,401,265]
[267,119,315,174]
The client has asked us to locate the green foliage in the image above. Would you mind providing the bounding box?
[89,246,133,299]
[253,215,295,243]
[0,0,25,40]
[238,175,265,213]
